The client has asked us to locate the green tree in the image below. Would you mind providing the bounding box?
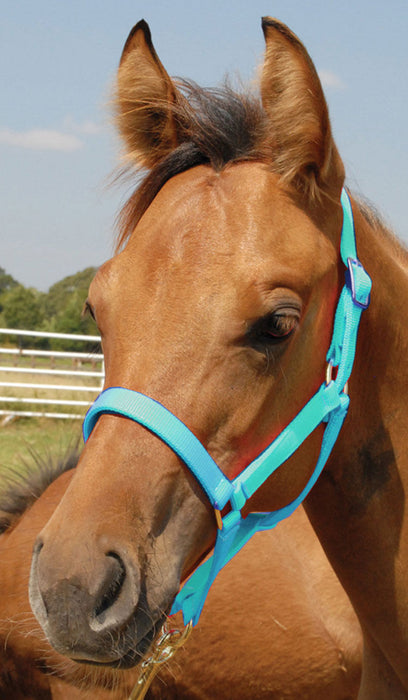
[43,267,99,351]
[0,267,19,314]
[2,286,45,346]
[51,291,99,351]
[0,267,19,294]
[0,267,99,350]
[44,267,97,318]
[3,286,44,329]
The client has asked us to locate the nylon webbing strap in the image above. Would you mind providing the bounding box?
[83,390,234,510]
[171,384,350,624]
[83,188,372,627]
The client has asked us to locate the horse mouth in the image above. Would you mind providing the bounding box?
[76,611,168,670]
[116,612,168,669]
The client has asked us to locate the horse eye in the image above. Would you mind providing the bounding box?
[265,312,298,339]
[247,309,299,347]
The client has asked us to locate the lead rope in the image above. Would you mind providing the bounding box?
[128,620,193,700]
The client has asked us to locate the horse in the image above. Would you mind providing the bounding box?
[0,452,361,698]
[27,15,407,698]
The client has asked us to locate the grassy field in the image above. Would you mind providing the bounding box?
[0,416,83,472]
[0,352,102,412]
[0,348,101,473]
[0,351,95,470]
[0,344,98,525]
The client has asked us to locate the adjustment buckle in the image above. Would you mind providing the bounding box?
[346,258,372,310]
[214,509,224,530]
[325,361,348,395]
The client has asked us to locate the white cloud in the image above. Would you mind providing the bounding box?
[0,116,106,152]
[318,70,346,90]
[62,116,107,135]
[0,127,83,151]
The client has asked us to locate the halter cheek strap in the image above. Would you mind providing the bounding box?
[83,189,371,627]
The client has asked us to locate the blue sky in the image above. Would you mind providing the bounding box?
[1,1,407,291]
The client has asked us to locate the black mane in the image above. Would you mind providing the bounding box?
[0,445,79,533]
[116,80,268,248]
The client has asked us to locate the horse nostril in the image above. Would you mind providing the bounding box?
[93,552,127,623]
[32,538,140,649]
[32,538,44,557]
[29,537,48,625]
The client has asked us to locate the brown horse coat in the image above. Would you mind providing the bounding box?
[0,464,361,698]
[25,15,408,699]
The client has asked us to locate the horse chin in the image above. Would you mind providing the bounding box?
[46,607,169,670]
[73,612,168,670]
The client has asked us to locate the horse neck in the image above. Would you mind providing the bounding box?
[353,202,408,431]
[312,200,408,491]
[305,202,408,688]
[310,199,408,533]
[327,200,405,458]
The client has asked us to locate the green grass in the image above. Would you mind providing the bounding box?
[0,359,102,422]
[0,345,99,483]
[0,417,83,472]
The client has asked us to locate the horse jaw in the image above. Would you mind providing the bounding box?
[28,415,215,666]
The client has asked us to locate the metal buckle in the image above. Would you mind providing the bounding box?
[214,509,223,530]
[326,362,348,395]
[129,620,193,699]
[346,258,371,310]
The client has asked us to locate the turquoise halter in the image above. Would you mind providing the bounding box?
[83,189,371,627]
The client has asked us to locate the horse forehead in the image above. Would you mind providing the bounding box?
[125,163,325,272]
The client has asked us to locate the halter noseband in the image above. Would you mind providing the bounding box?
[83,189,371,626]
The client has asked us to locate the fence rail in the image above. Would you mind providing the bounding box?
[0,328,101,342]
[0,328,104,420]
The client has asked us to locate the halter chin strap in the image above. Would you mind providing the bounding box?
[83,189,371,627]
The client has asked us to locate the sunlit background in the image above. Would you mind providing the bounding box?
[1,0,407,291]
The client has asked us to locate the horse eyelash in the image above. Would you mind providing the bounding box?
[246,311,299,346]
[82,300,96,320]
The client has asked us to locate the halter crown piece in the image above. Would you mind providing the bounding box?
[83,189,372,627]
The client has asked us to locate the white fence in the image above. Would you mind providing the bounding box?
[0,328,104,420]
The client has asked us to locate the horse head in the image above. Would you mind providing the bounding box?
[29,18,347,666]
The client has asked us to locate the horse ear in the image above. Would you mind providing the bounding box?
[115,20,182,169]
[260,17,344,200]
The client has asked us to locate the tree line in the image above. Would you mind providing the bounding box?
[0,267,98,351]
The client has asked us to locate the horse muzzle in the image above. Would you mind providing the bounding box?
[28,536,172,667]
